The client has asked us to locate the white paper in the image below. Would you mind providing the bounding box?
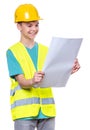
[36,37,83,87]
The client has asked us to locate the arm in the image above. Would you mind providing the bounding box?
[15,71,45,89]
[71,58,80,74]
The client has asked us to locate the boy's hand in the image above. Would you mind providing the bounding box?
[71,58,80,74]
[32,71,45,85]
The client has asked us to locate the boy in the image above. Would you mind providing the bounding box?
[6,3,80,130]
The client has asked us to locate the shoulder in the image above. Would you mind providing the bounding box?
[37,43,48,56]
[9,42,21,50]
[6,42,20,52]
[38,43,48,50]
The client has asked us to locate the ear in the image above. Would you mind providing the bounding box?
[17,23,22,31]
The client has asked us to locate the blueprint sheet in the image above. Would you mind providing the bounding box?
[37,37,83,87]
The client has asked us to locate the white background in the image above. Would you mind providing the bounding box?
[0,0,90,130]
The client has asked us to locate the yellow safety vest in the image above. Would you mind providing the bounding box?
[8,42,56,120]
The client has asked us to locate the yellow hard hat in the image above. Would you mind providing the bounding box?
[14,4,42,22]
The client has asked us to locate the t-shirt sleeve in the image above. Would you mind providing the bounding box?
[6,50,23,78]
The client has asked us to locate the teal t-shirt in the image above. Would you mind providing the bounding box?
[6,43,49,120]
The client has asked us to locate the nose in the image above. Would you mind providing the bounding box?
[32,25,36,31]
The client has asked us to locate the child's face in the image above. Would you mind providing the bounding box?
[17,21,39,40]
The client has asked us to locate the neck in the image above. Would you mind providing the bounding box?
[20,37,35,48]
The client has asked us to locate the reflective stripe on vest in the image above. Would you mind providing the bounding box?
[10,85,21,96]
[11,97,55,109]
[11,98,40,109]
